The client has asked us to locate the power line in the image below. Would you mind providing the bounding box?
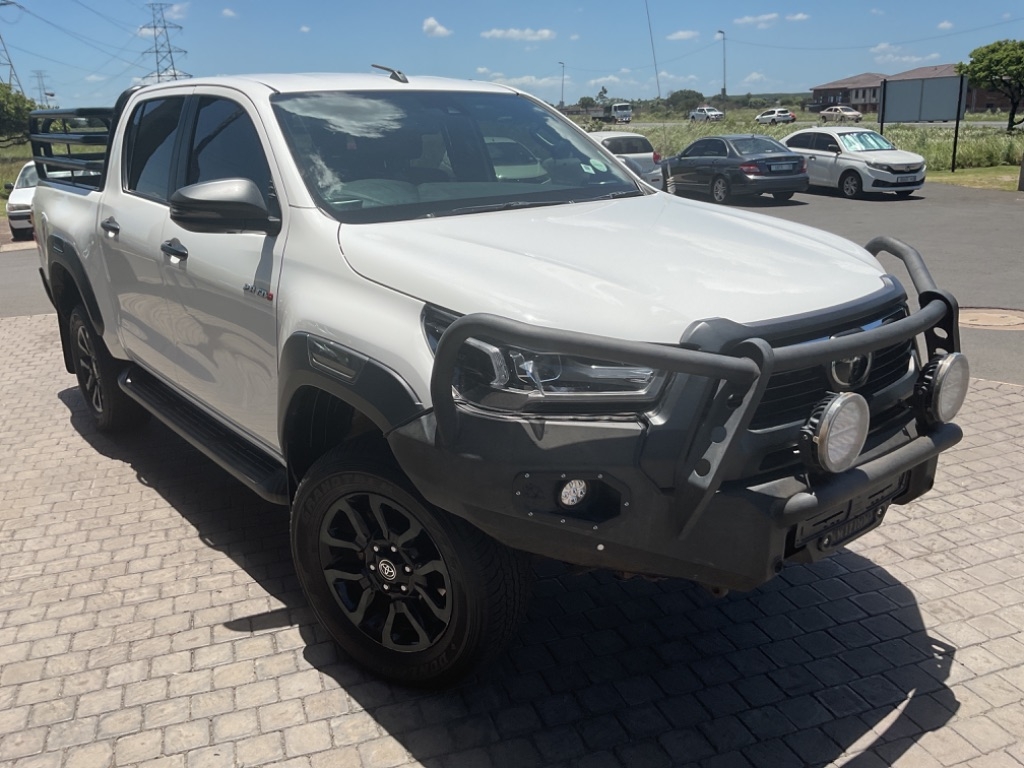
[0,0,25,93]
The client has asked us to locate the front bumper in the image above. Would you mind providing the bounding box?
[390,237,964,591]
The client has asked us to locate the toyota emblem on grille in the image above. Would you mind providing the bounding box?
[829,350,873,390]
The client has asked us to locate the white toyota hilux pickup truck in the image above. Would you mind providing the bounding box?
[30,69,968,686]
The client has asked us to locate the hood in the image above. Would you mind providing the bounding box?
[338,193,890,344]
[868,149,926,169]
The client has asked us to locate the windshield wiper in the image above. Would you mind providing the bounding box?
[590,189,646,201]
[421,200,568,218]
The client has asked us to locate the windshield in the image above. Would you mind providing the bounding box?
[838,131,895,152]
[731,136,789,155]
[15,164,38,189]
[271,90,640,223]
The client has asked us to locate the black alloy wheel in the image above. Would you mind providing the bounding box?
[291,452,531,686]
[68,305,147,432]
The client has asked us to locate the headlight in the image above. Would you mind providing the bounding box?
[423,306,666,413]
[7,203,31,212]
[915,352,969,426]
[800,392,870,474]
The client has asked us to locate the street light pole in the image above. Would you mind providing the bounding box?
[717,30,727,97]
[558,61,565,107]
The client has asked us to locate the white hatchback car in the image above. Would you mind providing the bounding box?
[782,127,926,199]
[4,161,38,240]
[754,108,796,125]
[589,131,663,188]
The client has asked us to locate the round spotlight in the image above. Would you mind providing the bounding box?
[801,392,871,474]
[559,479,589,507]
[917,352,969,426]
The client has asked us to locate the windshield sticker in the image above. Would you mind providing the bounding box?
[590,158,608,172]
[581,164,595,174]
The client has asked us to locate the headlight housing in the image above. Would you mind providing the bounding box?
[423,306,667,413]
[6,203,31,212]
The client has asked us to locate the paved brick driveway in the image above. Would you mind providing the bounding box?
[2,313,1024,768]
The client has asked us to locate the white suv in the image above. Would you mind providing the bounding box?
[782,126,926,198]
[754,108,796,125]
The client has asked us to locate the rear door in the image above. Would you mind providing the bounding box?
[159,89,285,452]
[99,93,188,381]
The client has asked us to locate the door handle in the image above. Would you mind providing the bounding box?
[100,217,120,236]
[160,238,188,260]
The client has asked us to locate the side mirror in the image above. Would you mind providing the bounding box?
[169,178,281,235]
[3,182,13,191]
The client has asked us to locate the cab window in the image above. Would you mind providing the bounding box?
[124,97,185,202]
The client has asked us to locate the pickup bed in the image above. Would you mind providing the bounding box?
[30,70,967,686]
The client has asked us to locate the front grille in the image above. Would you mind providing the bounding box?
[749,309,913,431]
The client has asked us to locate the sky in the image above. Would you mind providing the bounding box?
[3,1,1023,108]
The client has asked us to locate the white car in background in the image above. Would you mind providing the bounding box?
[754,108,797,125]
[782,126,926,198]
[819,105,863,123]
[4,161,38,240]
[689,106,725,122]
[588,131,663,188]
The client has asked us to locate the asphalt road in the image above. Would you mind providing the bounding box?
[3,180,1022,384]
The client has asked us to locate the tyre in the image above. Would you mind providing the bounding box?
[839,171,863,199]
[710,175,730,204]
[772,191,794,201]
[769,119,777,126]
[290,451,532,687]
[68,305,148,432]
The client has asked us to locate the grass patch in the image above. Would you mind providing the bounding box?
[928,165,1022,191]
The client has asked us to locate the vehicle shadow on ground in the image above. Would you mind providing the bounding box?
[61,387,960,768]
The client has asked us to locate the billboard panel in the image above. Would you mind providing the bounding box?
[881,76,967,123]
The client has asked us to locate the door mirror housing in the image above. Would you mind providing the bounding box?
[169,178,281,235]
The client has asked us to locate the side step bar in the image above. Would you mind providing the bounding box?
[120,366,289,505]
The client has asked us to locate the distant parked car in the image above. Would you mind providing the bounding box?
[754,108,797,125]
[4,161,38,240]
[589,131,663,188]
[689,106,725,122]
[781,126,926,198]
[819,106,862,123]
[661,134,808,204]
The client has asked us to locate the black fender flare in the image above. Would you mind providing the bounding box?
[278,332,426,443]
[43,235,107,372]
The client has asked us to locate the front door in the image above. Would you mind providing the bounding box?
[160,91,285,452]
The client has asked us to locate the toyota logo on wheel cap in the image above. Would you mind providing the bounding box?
[377,559,398,581]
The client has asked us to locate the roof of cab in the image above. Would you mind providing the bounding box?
[135,72,521,97]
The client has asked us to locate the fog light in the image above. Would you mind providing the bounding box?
[800,392,870,473]
[916,352,969,426]
[559,479,589,507]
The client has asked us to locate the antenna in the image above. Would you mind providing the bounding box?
[371,64,408,84]
[142,3,190,82]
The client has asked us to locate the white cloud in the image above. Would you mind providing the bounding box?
[786,13,809,22]
[570,33,580,41]
[588,75,623,87]
[667,30,699,41]
[937,20,953,30]
[734,13,779,29]
[486,74,560,91]
[870,8,884,14]
[870,42,898,54]
[222,8,236,18]
[423,17,452,37]
[85,74,105,82]
[742,72,767,84]
[480,27,556,42]
[476,67,491,75]
[165,3,188,20]
[875,51,941,64]
[299,25,310,33]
